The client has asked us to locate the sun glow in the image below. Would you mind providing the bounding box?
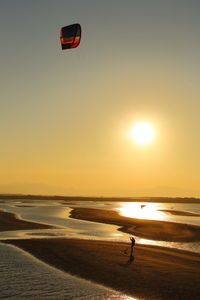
[130,121,155,145]
[118,203,166,221]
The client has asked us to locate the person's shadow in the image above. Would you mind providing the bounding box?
[119,253,135,267]
[128,254,134,264]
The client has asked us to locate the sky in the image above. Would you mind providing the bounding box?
[0,0,200,197]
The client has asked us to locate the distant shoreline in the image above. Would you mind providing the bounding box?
[0,194,200,203]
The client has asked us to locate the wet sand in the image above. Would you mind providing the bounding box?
[70,207,200,242]
[5,238,200,300]
[1,209,200,299]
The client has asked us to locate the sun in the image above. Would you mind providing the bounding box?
[130,121,155,145]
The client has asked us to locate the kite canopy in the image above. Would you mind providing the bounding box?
[60,23,81,50]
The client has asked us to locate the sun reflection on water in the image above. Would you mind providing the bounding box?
[118,203,167,221]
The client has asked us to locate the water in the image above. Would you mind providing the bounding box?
[0,243,135,299]
[0,199,200,254]
[116,202,200,226]
[0,202,127,241]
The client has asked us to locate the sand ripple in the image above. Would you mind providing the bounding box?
[0,243,135,299]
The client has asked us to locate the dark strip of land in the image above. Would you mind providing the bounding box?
[70,207,200,242]
[158,209,200,216]
[0,194,200,203]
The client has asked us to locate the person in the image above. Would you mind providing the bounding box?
[130,236,135,250]
[128,236,135,264]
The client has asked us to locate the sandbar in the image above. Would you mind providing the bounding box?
[158,209,200,216]
[70,207,200,242]
[0,209,54,231]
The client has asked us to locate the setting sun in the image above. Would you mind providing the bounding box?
[130,121,155,145]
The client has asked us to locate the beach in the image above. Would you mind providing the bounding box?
[5,238,200,300]
[1,207,200,300]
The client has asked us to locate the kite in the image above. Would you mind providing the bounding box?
[60,23,81,50]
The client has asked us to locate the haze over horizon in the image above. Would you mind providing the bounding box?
[1,1,200,198]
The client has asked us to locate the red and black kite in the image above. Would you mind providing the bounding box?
[60,23,81,50]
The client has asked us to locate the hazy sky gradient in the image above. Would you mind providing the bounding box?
[0,1,200,197]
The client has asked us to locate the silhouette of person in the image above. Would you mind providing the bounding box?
[130,236,135,249]
[129,236,135,264]
[124,236,136,265]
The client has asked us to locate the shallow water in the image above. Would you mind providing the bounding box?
[0,243,135,299]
